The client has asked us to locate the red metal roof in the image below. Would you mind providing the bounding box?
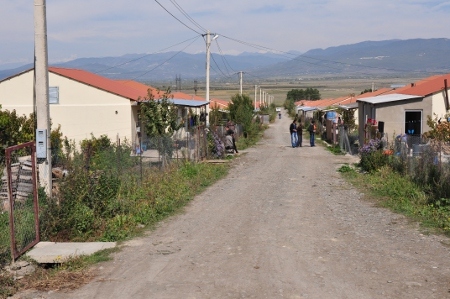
[49,67,147,101]
[385,74,450,97]
[357,88,393,99]
[210,98,229,109]
[116,79,207,102]
[115,80,159,99]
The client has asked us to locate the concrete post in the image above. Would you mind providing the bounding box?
[34,0,52,195]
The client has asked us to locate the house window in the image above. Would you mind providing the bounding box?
[405,110,421,137]
[49,86,59,104]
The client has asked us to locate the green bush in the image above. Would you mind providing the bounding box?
[39,139,229,243]
[359,139,389,172]
[0,212,10,267]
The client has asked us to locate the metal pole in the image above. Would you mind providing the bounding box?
[34,0,52,195]
[259,88,262,106]
[254,85,257,110]
[239,71,243,95]
[205,31,211,126]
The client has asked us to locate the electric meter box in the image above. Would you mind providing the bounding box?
[36,129,47,159]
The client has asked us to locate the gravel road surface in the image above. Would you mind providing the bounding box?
[23,110,450,298]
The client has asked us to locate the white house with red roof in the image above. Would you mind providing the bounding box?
[357,74,450,145]
[0,67,148,147]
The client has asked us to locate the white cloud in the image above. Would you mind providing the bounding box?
[1,0,450,66]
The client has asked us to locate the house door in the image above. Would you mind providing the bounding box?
[405,110,422,137]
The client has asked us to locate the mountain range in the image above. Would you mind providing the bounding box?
[1,38,450,83]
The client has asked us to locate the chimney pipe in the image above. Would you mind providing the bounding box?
[444,79,449,111]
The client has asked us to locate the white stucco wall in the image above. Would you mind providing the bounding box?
[431,91,449,119]
[0,70,137,147]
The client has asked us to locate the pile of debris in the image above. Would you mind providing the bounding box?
[0,158,33,212]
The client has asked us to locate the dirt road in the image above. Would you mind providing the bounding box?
[29,111,450,298]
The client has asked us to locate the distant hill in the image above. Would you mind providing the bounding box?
[55,52,291,82]
[0,51,291,82]
[1,38,450,82]
[263,38,450,79]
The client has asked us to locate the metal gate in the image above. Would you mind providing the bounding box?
[4,141,39,261]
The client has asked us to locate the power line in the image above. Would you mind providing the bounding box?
[210,53,233,78]
[154,0,202,35]
[169,0,206,33]
[94,35,201,76]
[214,39,236,74]
[129,35,201,81]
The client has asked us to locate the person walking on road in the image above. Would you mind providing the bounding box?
[308,120,316,147]
[289,119,298,148]
[296,121,303,147]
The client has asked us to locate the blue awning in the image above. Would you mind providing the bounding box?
[297,106,317,112]
[170,99,209,107]
[141,98,209,107]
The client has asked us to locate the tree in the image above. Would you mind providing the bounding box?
[139,88,180,166]
[423,114,450,142]
[286,88,321,103]
[209,103,222,127]
[360,88,374,95]
[0,106,35,160]
[228,93,254,136]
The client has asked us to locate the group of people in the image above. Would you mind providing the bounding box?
[289,119,316,148]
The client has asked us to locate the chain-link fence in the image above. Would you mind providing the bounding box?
[338,125,360,155]
[135,124,243,164]
[359,134,450,202]
[1,142,39,263]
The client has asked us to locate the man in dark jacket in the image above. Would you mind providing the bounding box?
[289,120,298,148]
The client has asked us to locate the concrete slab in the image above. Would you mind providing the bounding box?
[26,241,116,264]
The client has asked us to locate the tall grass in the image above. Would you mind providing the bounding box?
[40,160,228,243]
[340,165,450,234]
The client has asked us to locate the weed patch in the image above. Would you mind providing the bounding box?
[342,165,450,234]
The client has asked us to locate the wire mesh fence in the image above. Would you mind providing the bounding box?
[338,125,360,155]
[136,124,243,164]
[1,142,39,263]
[358,134,450,202]
[0,124,243,265]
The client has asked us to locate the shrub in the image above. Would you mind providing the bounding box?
[359,139,389,172]
[207,130,224,158]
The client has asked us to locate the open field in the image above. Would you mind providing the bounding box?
[177,76,425,106]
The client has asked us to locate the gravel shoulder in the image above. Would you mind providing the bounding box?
[17,111,450,299]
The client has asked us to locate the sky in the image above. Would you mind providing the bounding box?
[2,0,450,70]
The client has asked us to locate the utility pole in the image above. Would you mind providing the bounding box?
[204,31,218,127]
[254,85,257,110]
[259,88,262,106]
[34,0,52,195]
[239,71,243,95]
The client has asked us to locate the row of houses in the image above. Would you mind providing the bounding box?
[296,73,450,146]
[0,67,231,150]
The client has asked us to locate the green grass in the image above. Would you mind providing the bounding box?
[326,144,345,155]
[0,118,273,297]
[340,165,450,235]
[0,161,229,298]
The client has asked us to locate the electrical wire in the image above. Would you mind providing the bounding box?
[129,35,201,81]
[169,0,206,33]
[94,35,201,76]
[154,0,202,35]
[210,53,233,78]
[214,38,236,74]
